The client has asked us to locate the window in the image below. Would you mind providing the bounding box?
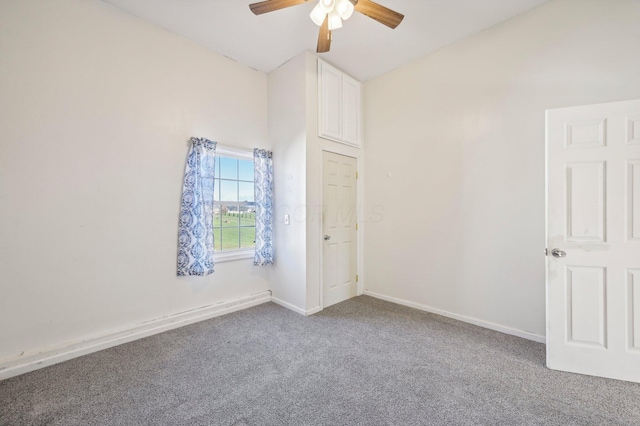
[213,147,255,260]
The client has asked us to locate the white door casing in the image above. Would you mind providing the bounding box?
[323,151,357,308]
[546,98,640,382]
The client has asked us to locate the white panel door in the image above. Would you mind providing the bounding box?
[318,61,342,142]
[342,74,361,147]
[546,98,640,382]
[323,151,357,308]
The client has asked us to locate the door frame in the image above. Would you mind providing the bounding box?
[318,147,362,310]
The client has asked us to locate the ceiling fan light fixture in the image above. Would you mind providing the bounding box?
[335,0,354,20]
[327,10,342,30]
[318,0,335,13]
[309,3,327,26]
[248,0,404,54]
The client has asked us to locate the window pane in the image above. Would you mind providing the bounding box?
[221,227,240,250]
[213,204,221,227]
[219,156,237,180]
[214,228,221,251]
[221,207,239,227]
[240,210,255,226]
[238,181,254,203]
[240,227,255,248]
[212,155,257,253]
[220,180,238,202]
[238,158,254,182]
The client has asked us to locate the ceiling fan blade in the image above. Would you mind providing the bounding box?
[249,0,310,15]
[354,0,404,29]
[316,16,332,53]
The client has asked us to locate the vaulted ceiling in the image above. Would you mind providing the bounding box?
[102,0,550,81]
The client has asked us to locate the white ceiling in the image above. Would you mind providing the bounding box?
[102,0,550,81]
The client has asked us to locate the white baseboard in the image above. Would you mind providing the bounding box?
[305,306,322,316]
[270,298,322,316]
[0,291,272,381]
[364,290,546,344]
[271,297,305,315]
[1,289,543,381]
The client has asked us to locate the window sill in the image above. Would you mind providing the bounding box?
[214,249,254,263]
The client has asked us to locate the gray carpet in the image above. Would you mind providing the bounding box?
[1,296,639,425]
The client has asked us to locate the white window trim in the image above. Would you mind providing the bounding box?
[216,145,252,160]
[215,249,254,263]
[214,145,254,263]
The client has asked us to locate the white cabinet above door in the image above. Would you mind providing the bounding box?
[319,60,342,142]
[342,74,361,146]
[318,59,362,148]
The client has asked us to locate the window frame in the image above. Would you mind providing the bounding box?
[214,145,255,263]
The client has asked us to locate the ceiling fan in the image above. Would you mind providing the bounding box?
[249,0,404,53]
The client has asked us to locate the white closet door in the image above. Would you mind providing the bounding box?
[323,151,357,308]
[546,98,640,383]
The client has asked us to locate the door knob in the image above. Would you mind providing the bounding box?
[551,248,566,258]
[324,235,331,241]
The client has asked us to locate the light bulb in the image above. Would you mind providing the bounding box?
[318,0,335,13]
[335,0,354,20]
[310,3,327,26]
[327,10,342,30]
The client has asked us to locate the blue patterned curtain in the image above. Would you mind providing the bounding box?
[254,148,274,266]
[177,137,217,276]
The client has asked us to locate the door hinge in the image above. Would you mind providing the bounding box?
[356,223,358,231]
[356,171,358,179]
[544,248,548,256]
[356,275,359,282]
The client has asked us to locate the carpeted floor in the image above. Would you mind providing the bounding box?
[1,296,639,425]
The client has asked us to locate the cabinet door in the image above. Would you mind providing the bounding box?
[342,74,361,147]
[318,61,342,141]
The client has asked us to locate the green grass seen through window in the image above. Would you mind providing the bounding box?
[214,212,256,250]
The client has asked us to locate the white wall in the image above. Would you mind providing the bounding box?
[268,51,364,314]
[304,53,364,312]
[268,53,308,312]
[363,0,640,338]
[0,0,269,362]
